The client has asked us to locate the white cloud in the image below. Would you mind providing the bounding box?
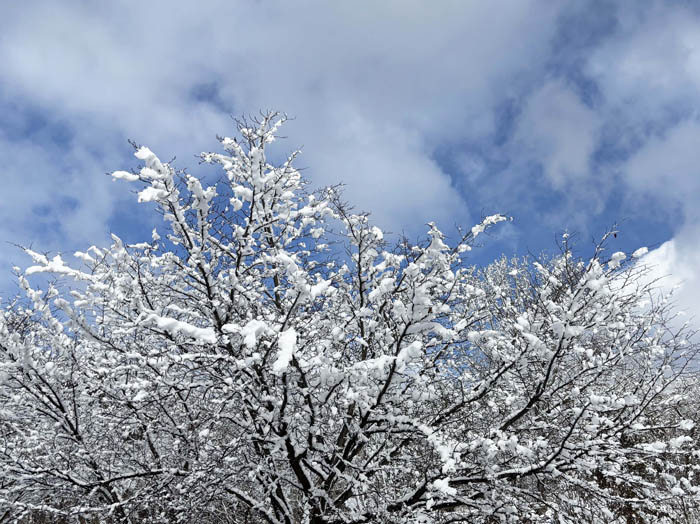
[0,0,561,239]
[473,80,607,233]
[623,120,700,219]
[564,1,700,320]
[0,123,137,293]
[641,224,700,325]
[511,80,601,188]
[621,119,700,321]
[291,111,464,229]
[586,2,700,126]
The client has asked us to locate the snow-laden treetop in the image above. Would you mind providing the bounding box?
[2,112,698,523]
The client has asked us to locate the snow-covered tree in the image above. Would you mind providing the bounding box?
[1,112,698,523]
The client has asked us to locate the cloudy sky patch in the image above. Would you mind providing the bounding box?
[1,0,698,317]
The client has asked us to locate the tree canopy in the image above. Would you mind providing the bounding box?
[1,112,698,523]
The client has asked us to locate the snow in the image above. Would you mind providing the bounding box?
[239,319,269,348]
[111,170,140,182]
[471,214,508,238]
[233,185,254,201]
[586,276,607,292]
[564,325,584,337]
[187,175,216,215]
[144,313,217,344]
[432,478,457,496]
[608,251,626,269]
[679,419,695,431]
[132,390,149,402]
[632,247,649,258]
[310,279,332,299]
[230,197,243,211]
[273,328,297,374]
[134,146,165,173]
[25,254,93,281]
[428,234,448,254]
[643,441,667,452]
[138,186,169,203]
[368,277,395,303]
[669,436,692,449]
[73,250,95,264]
[396,341,423,369]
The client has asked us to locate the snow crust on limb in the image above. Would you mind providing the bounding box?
[4,112,699,524]
[633,246,649,258]
[273,327,297,374]
[111,170,139,182]
[23,253,96,284]
[237,319,271,348]
[471,213,509,238]
[143,312,217,344]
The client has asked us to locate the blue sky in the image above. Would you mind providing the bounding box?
[1,1,699,317]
